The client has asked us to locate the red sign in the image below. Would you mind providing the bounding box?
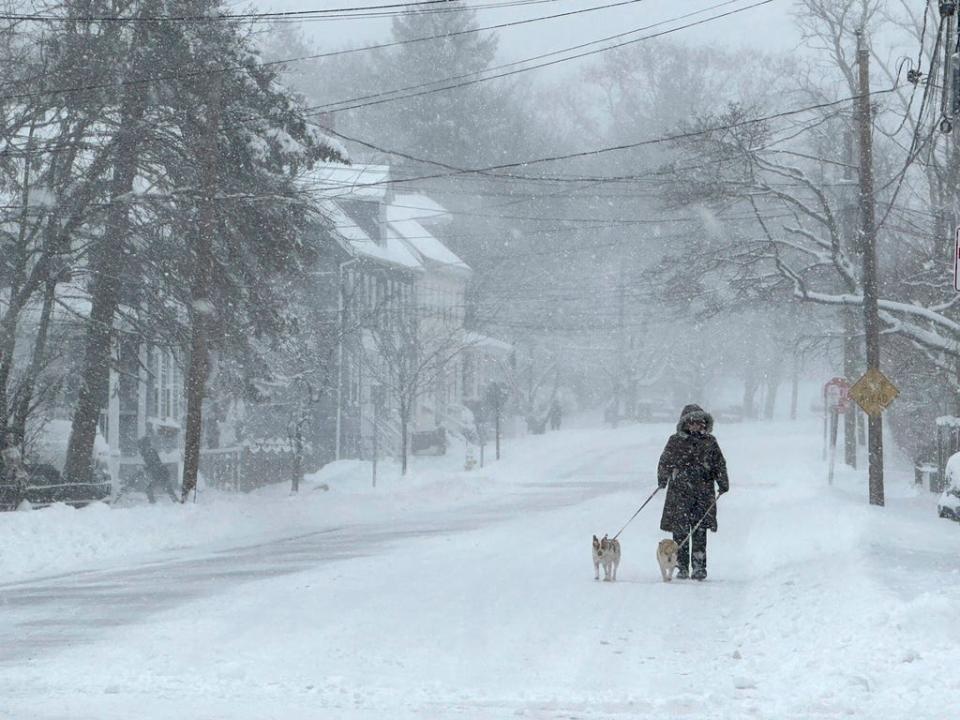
[824,377,850,413]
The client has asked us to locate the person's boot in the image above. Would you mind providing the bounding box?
[691,551,707,581]
[673,535,690,578]
[676,548,690,579]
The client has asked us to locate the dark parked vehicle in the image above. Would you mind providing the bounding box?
[937,452,960,522]
[0,459,111,511]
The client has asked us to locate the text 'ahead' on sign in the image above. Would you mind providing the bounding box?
[848,368,900,417]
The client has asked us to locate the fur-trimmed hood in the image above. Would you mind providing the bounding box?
[676,404,714,434]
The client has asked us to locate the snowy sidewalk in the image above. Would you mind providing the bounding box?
[1,419,958,719]
[0,423,661,584]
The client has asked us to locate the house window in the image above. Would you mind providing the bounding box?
[172,354,182,420]
[161,352,171,418]
[462,354,474,398]
[147,348,159,418]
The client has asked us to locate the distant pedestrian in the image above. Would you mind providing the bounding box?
[137,436,180,503]
[1,432,28,498]
[657,404,729,580]
[548,399,562,430]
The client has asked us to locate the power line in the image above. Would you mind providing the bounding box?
[270,0,647,58]
[0,0,559,23]
[328,198,799,225]
[306,86,897,194]
[0,0,646,104]
[305,0,774,114]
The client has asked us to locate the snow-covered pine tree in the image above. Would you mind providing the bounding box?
[62,0,345,490]
[143,1,345,500]
[0,1,135,451]
[373,5,498,166]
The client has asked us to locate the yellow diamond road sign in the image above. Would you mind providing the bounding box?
[848,368,899,416]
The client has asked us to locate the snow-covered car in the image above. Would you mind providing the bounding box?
[939,487,960,520]
[713,405,744,423]
[937,452,960,521]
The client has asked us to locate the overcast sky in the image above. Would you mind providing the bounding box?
[251,0,803,76]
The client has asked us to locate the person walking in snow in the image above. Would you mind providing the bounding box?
[137,435,180,504]
[657,404,729,580]
[1,432,29,501]
[548,399,562,431]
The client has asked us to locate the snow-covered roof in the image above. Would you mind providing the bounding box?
[390,193,451,223]
[386,215,470,276]
[308,163,468,276]
[463,332,514,354]
[307,163,390,201]
[321,200,421,271]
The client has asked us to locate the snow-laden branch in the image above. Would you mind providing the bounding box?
[789,287,960,355]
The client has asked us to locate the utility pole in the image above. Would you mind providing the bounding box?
[371,384,383,488]
[614,261,625,427]
[841,127,859,469]
[855,31,884,506]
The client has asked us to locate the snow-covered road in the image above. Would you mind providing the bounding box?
[1,419,958,719]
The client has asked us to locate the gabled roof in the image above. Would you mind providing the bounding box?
[463,331,514,354]
[307,163,390,201]
[386,211,471,277]
[320,199,421,271]
[390,193,451,223]
[309,163,469,277]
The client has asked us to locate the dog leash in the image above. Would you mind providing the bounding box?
[677,495,721,551]
[611,486,661,540]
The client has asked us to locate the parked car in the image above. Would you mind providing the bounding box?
[0,458,111,511]
[937,451,960,521]
[714,405,745,424]
[634,400,675,423]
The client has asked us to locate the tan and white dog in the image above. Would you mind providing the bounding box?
[592,534,621,581]
[656,538,680,582]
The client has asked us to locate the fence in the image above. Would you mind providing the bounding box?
[199,442,296,492]
[0,464,111,511]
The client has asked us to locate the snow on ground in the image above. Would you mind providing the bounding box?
[0,425,636,583]
[0,415,958,719]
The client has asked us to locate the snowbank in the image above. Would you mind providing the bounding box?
[0,423,647,583]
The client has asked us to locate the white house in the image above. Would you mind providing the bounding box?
[310,163,476,458]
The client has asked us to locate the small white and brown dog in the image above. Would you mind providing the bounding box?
[656,538,680,582]
[592,534,621,581]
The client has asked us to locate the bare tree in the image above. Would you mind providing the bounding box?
[366,314,472,475]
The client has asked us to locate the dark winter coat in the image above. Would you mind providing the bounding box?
[139,444,169,484]
[657,404,729,533]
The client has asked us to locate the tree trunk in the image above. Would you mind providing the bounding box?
[742,365,758,419]
[0,116,41,438]
[10,276,57,440]
[181,73,222,502]
[400,402,409,476]
[763,362,781,420]
[843,311,858,467]
[63,26,151,485]
[291,407,304,494]
[790,350,800,421]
